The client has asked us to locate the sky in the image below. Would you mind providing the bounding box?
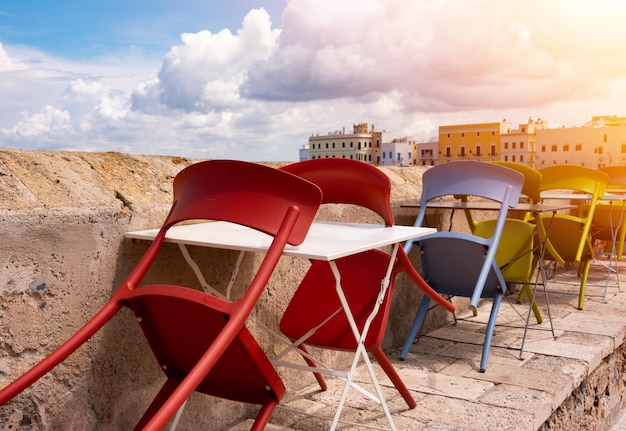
[0,0,625,162]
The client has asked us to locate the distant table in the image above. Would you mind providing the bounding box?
[402,200,573,213]
[126,220,435,431]
[541,192,626,299]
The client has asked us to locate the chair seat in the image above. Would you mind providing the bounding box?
[418,235,504,299]
[127,284,285,405]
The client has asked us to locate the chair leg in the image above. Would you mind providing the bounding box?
[480,293,503,373]
[296,344,328,391]
[371,347,416,409]
[399,297,430,360]
[250,396,280,431]
[578,259,593,310]
[135,378,180,430]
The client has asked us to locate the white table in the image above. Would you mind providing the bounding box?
[126,220,435,431]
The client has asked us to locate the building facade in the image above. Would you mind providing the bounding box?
[500,117,549,168]
[380,136,415,167]
[416,140,438,166]
[535,118,626,169]
[438,121,510,164]
[307,123,384,164]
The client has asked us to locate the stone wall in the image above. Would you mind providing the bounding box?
[0,149,461,430]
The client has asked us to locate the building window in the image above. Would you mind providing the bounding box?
[551,145,557,152]
[460,146,466,157]
[388,151,392,158]
[604,134,608,143]
[408,152,412,160]
[475,145,481,157]
[598,146,604,154]
[512,142,516,149]
[332,142,335,148]
[325,143,329,149]
[520,142,524,149]
[575,144,582,151]
[382,152,386,159]
[563,144,569,151]
[397,153,401,161]
[342,142,345,148]
[490,145,496,156]
[520,155,524,162]
[446,147,451,157]
[477,132,480,136]
[504,142,509,149]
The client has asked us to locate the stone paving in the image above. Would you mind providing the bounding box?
[229,259,626,431]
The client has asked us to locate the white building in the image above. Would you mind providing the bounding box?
[380,136,414,167]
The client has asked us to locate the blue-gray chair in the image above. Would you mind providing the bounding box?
[399,161,524,372]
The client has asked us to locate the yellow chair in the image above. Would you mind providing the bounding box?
[538,165,609,310]
[588,166,626,261]
[461,162,544,323]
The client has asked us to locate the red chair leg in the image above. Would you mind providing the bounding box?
[371,347,417,409]
[134,378,180,430]
[297,344,328,391]
[250,396,279,431]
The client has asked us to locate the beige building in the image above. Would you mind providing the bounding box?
[535,116,626,169]
[307,123,386,164]
[500,117,549,168]
[416,140,438,166]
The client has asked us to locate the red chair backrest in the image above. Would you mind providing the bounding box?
[281,159,394,226]
[168,160,322,245]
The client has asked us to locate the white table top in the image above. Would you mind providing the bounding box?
[125,221,436,261]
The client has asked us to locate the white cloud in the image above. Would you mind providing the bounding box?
[3,105,72,140]
[0,43,26,72]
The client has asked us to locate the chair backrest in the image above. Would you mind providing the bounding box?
[127,160,323,289]
[168,160,321,244]
[539,165,608,196]
[539,165,609,263]
[415,161,524,227]
[493,161,542,204]
[459,161,541,231]
[411,161,524,308]
[599,166,626,189]
[280,158,394,225]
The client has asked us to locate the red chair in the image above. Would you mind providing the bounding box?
[278,158,454,410]
[0,160,322,431]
